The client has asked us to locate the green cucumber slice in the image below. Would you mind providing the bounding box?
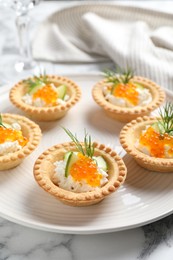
[151,122,164,134]
[110,82,119,94]
[65,152,78,177]
[64,151,71,162]
[28,84,44,95]
[133,82,144,89]
[64,151,78,162]
[3,123,12,129]
[93,156,108,171]
[56,85,67,100]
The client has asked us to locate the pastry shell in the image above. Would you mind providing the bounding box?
[120,116,173,172]
[0,113,41,170]
[9,75,81,121]
[34,142,127,207]
[92,76,165,123]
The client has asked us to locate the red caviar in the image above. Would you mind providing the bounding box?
[0,127,28,147]
[70,154,102,187]
[112,82,139,105]
[33,85,58,106]
[139,126,173,158]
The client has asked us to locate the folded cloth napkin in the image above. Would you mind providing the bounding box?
[32,4,173,89]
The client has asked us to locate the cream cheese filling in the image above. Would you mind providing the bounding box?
[0,123,22,156]
[22,84,69,107]
[103,85,152,107]
[53,158,108,193]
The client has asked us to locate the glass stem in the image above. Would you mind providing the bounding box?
[15,13,33,66]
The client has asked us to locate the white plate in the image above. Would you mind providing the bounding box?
[0,73,173,234]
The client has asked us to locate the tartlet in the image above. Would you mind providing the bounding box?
[34,142,127,206]
[120,114,173,172]
[92,70,165,123]
[0,113,41,170]
[9,75,81,121]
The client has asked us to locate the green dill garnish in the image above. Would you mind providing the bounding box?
[104,67,134,85]
[63,127,94,158]
[84,129,95,158]
[24,70,49,93]
[158,102,173,135]
[0,114,6,128]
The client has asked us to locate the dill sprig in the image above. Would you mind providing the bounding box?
[24,70,49,93]
[0,114,6,128]
[63,127,94,158]
[104,67,134,85]
[84,129,95,158]
[158,102,173,135]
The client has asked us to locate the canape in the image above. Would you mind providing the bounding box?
[92,69,165,122]
[9,74,81,121]
[0,113,41,170]
[34,129,127,206]
[120,103,173,172]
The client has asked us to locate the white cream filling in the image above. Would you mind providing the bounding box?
[103,85,152,107]
[135,126,173,158]
[135,140,150,156]
[53,159,108,193]
[11,122,21,131]
[21,93,32,105]
[0,123,23,156]
[164,144,173,158]
[22,85,69,107]
[0,141,22,156]
[137,87,152,106]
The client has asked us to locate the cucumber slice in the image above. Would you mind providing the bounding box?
[64,151,78,162]
[151,122,164,134]
[65,151,78,177]
[3,123,12,129]
[93,156,108,171]
[56,85,67,100]
[111,82,119,94]
[28,84,44,95]
[64,151,72,162]
[133,82,144,89]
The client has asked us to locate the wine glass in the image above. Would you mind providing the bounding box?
[0,0,40,84]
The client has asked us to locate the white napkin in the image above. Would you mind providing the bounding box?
[151,26,173,51]
[32,4,173,89]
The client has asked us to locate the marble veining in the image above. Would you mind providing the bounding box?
[140,215,173,259]
[0,218,73,260]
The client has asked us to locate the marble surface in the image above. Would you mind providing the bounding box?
[1,1,173,260]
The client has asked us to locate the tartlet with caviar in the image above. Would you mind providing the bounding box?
[34,129,127,206]
[92,69,165,122]
[0,113,41,170]
[9,73,81,121]
[120,103,173,172]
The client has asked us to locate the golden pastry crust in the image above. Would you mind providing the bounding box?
[92,76,165,123]
[34,142,127,207]
[0,113,41,170]
[9,75,81,121]
[120,116,173,172]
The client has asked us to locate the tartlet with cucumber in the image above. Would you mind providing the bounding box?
[9,73,81,121]
[120,103,173,172]
[34,129,127,206]
[0,113,41,170]
[92,68,165,122]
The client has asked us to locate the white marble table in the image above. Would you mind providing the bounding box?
[1,1,173,260]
